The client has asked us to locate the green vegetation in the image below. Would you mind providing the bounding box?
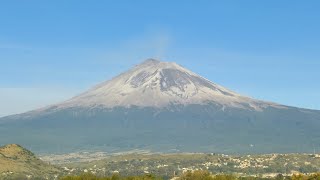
[61,153,320,177]
[60,173,162,180]
[2,144,320,180]
[0,144,60,180]
[177,170,233,180]
[59,171,320,180]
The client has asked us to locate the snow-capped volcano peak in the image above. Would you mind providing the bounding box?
[57,59,280,110]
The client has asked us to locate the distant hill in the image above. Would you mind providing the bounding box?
[0,59,320,154]
[0,144,60,179]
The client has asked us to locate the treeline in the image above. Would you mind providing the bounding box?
[60,173,162,180]
[60,171,320,180]
[178,171,320,180]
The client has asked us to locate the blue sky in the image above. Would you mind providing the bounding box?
[0,0,320,117]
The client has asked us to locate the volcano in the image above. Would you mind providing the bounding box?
[53,59,283,110]
[1,59,319,154]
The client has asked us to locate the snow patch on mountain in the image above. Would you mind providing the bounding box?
[54,59,284,111]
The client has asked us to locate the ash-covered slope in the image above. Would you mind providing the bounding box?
[56,59,281,110]
[0,59,320,154]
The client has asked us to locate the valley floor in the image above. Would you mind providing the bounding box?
[2,147,320,179]
[51,152,320,179]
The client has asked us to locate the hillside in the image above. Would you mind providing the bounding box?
[0,144,60,179]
